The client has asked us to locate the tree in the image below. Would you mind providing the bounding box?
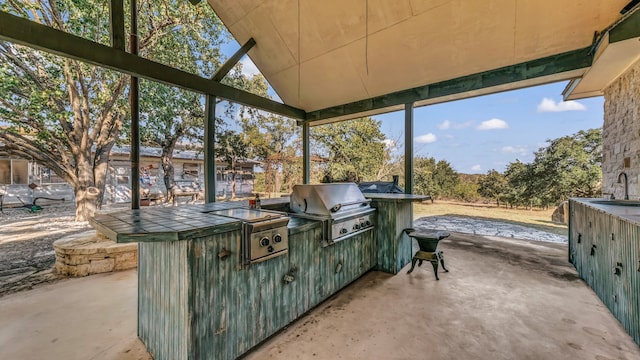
[216,130,248,199]
[0,0,226,220]
[478,170,508,206]
[414,156,437,197]
[311,117,386,183]
[529,128,602,206]
[501,128,602,209]
[452,181,480,202]
[139,82,206,203]
[375,135,404,184]
[238,76,301,195]
[503,160,530,208]
[433,160,459,198]
[413,157,460,199]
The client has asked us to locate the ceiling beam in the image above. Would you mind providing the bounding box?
[305,47,593,123]
[0,11,305,120]
[109,0,125,51]
[211,37,256,82]
[610,7,640,43]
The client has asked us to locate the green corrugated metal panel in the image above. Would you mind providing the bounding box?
[372,199,413,274]
[569,200,640,346]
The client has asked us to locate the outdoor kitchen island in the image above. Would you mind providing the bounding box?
[88,186,427,360]
[569,198,640,347]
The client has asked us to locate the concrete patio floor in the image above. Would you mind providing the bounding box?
[1,233,639,360]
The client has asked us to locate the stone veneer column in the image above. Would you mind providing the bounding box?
[603,58,640,200]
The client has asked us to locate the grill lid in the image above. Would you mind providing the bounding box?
[289,183,370,217]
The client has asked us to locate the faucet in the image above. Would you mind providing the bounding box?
[617,172,629,200]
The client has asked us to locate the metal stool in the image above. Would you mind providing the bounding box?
[404,229,450,280]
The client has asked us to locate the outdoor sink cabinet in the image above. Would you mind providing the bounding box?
[569,198,640,346]
[89,193,427,359]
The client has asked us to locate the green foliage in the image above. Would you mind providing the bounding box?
[503,160,532,208]
[414,157,436,196]
[236,76,301,194]
[433,160,459,198]
[216,130,249,198]
[478,170,508,205]
[452,181,480,202]
[499,128,602,208]
[530,128,602,203]
[0,0,234,219]
[413,157,460,199]
[311,117,386,183]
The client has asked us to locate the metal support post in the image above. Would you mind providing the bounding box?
[404,103,414,194]
[204,95,217,203]
[302,122,310,184]
[130,0,140,209]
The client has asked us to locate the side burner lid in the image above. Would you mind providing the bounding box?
[209,208,286,223]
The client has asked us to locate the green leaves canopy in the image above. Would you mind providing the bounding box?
[311,117,386,183]
[0,0,233,219]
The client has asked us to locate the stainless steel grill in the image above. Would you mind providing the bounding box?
[209,208,289,264]
[290,183,375,246]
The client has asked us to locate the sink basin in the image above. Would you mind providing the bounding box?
[590,200,640,207]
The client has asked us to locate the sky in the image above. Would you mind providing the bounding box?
[375,83,604,174]
[227,41,604,175]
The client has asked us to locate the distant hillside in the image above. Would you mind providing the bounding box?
[458,173,483,183]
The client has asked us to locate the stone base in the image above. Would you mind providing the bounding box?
[551,201,569,225]
[53,231,138,277]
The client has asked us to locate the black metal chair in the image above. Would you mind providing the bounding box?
[404,228,450,280]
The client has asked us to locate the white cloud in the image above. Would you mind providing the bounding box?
[442,134,455,139]
[501,145,528,156]
[439,120,473,130]
[453,121,474,129]
[382,139,398,151]
[239,57,261,77]
[415,133,437,143]
[471,164,482,172]
[537,97,586,112]
[477,118,509,130]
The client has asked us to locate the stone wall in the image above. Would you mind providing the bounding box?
[603,58,640,200]
[54,231,138,277]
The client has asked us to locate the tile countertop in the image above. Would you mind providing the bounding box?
[90,199,321,243]
[90,207,242,243]
[572,198,640,226]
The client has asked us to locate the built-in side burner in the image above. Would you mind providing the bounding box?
[208,208,289,264]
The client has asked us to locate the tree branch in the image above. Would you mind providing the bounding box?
[0,131,76,184]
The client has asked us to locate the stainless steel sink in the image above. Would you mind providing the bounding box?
[591,200,640,206]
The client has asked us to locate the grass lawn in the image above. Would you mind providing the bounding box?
[414,200,567,236]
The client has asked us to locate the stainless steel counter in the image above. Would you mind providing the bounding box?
[572,198,640,226]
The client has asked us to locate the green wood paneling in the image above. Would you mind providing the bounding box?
[138,221,377,360]
[569,200,640,346]
[138,240,190,360]
[372,199,413,274]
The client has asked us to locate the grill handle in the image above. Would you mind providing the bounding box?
[330,199,371,213]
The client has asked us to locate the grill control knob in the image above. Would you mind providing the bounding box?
[353,224,361,230]
[273,234,283,243]
[267,245,274,253]
[360,222,366,228]
[365,220,371,226]
[340,228,348,234]
[260,237,270,247]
